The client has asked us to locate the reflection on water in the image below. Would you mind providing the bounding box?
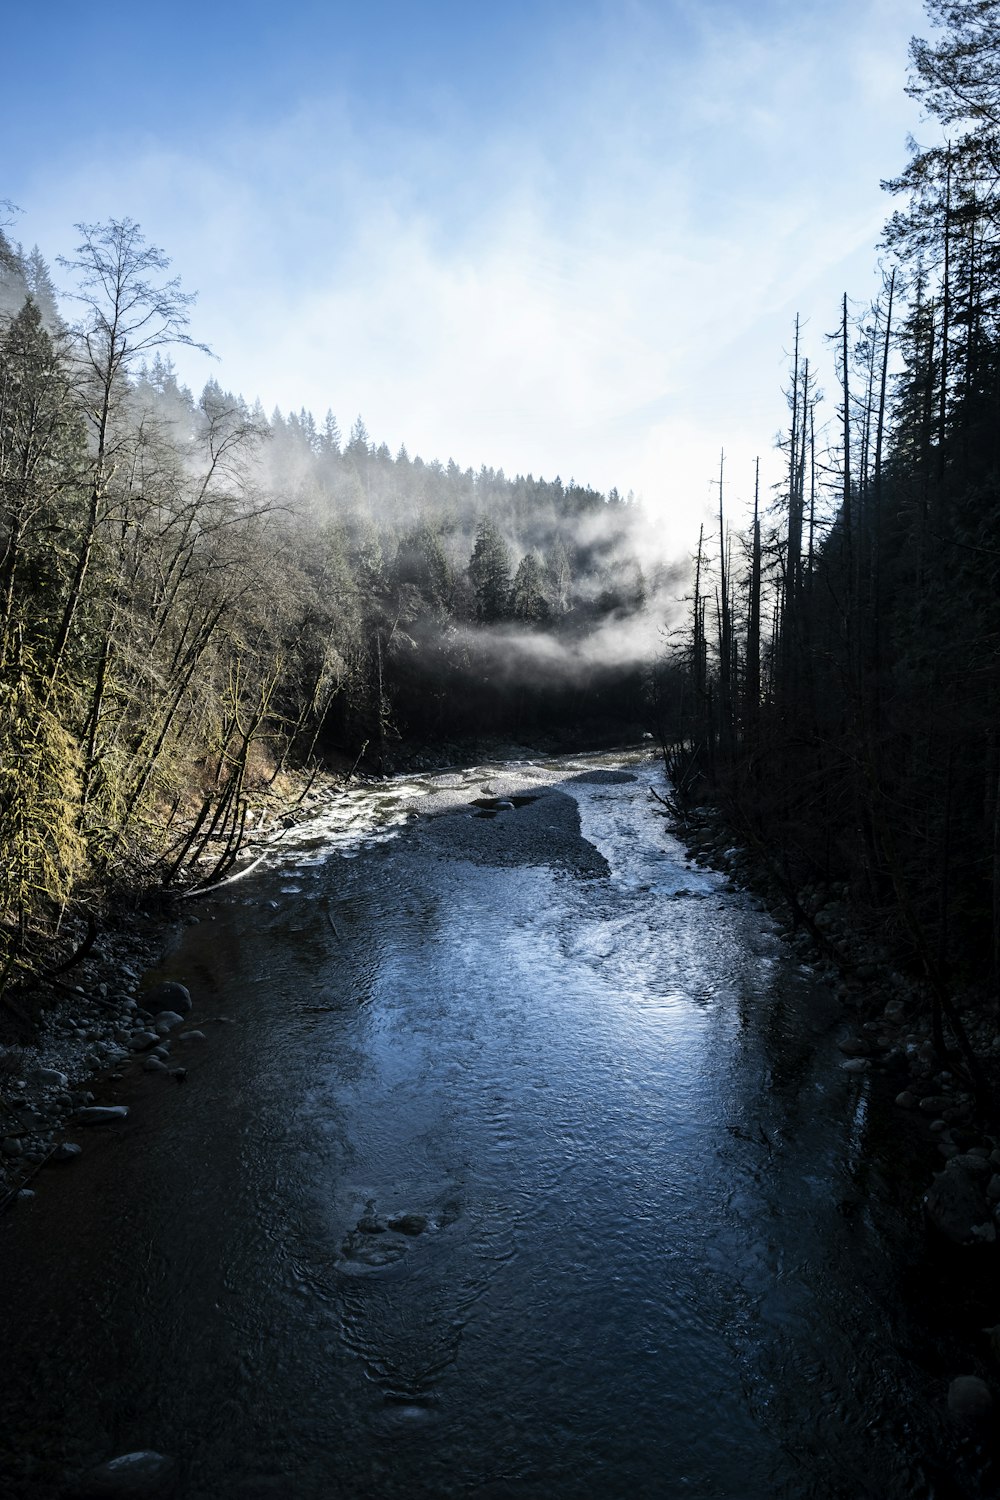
[0,751,973,1498]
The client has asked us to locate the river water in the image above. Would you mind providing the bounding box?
[0,750,976,1498]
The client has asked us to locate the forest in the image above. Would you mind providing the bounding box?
[661,0,1000,1056]
[0,217,662,988]
[4,0,1000,1036]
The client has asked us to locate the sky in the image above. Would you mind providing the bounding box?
[4,0,933,560]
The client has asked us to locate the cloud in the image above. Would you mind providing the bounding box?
[16,0,927,563]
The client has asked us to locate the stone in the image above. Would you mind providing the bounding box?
[128,1031,159,1052]
[1,1137,23,1157]
[75,1105,129,1125]
[153,1011,184,1034]
[894,1091,916,1109]
[949,1153,993,1176]
[947,1375,993,1426]
[79,1449,176,1496]
[143,1056,168,1073]
[925,1161,995,1244]
[177,1030,206,1043]
[51,1141,82,1162]
[387,1213,428,1236]
[144,981,192,1015]
[31,1066,69,1087]
[918,1094,952,1115]
[841,1058,869,1073]
[987,1176,1000,1205]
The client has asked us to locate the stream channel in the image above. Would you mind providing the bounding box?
[0,749,974,1498]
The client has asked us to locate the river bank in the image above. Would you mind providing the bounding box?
[669,793,1000,1442]
[0,762,361,1210]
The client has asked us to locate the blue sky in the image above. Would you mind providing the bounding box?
[5,0,931,557]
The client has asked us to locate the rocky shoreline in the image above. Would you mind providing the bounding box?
[0,765,361,1213]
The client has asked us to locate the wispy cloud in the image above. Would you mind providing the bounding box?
[14,0,927,559]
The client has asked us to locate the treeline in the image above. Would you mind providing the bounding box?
[0,217,650,983]
[664,0,1000,1041]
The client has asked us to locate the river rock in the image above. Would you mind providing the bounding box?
[78,1449,176,1496]
[31,1065,69,1088]
[177,1030,206,1043]
[75,1105,129,1125]
[143,1055,168,1073]
[387,1213,428,1236]
[128,1031,159,1052]
[2,1136,23,1157]
[838,1037,871,1058]
[51,1141,83,1161]
[919,1094,953,1115]
[925,1159,996,1244]
[947,1375,993,1427]
[144,981,192,1015]
[153,1011,185,1034]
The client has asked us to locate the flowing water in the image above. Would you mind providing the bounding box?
[0,750,976,1498]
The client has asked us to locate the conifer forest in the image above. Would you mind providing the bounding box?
[1,0,1000,1038]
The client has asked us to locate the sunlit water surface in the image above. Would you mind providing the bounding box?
[0,751,963,1497]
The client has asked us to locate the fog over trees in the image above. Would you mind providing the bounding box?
[0,213,665,984]
[5,0,1000,1026]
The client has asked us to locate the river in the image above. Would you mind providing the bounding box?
[0,749,979,1498]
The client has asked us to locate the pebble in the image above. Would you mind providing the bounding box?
[143,1056,168,1073]
[177,1030,206,1043]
